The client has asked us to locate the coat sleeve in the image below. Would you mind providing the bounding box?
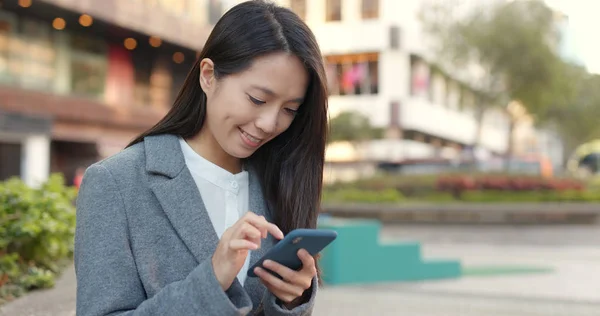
[74,164,253,316]
[262,277,318,316]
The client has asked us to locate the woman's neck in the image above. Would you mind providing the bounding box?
[185,132,242,174]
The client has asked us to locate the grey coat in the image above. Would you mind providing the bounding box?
[74,134,317,316]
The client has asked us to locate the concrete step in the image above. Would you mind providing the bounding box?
[318,217,461,285]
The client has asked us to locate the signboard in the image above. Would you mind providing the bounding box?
[0,110,52,135]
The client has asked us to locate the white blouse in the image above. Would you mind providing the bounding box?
[179,138,251,285]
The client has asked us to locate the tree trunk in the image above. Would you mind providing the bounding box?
[471,106,486,162]
[504,118,516,171]
[506,119,515,156]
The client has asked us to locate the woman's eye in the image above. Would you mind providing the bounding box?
[285,108,298,116]
[248,95,266,105]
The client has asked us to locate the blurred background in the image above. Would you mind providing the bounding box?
[1,0,600,315]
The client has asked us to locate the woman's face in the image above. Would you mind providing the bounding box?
[199,52,309,160]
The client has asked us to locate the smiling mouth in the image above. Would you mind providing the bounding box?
[239,128,263,146]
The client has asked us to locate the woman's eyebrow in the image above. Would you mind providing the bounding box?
[250,85,304,103]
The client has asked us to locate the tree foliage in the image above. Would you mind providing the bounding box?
[328,111,383,143]
[420,0,572,118]
[543,70,600,152]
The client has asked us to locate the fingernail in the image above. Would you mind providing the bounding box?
[263,260,272,267]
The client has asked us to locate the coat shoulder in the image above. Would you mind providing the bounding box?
[90,142,147,185]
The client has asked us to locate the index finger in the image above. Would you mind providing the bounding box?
[244,213,284,240]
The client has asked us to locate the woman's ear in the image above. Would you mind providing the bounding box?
[199,58,216,94]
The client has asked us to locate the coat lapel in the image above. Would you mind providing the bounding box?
[145,134,219,263]
[144,134,271,305]
[244,167,273,302]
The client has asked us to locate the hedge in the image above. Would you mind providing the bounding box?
[0,174,77,304]
[322,188,404,203]
[323,174,600,204]
[322,187,600,204]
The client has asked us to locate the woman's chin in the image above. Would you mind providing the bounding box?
[225,146,258,159]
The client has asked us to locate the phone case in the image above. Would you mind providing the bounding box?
[247,228,337,278]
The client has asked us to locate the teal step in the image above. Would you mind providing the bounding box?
[405,260,462,281]
[318,217,381,246]
[318,216,462,285]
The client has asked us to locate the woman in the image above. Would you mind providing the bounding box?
[74,1,328,315]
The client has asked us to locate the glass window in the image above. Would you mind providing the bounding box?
[389,101,399,127]
[325,63,340,95]
[70,34,108,99]
[0,11,16,84]
[0,142,22,181]
[410,55,430,98]
[368,60,378,94]
[325,53,379,96]
[149,57,173,110]
[19,18,52,40]
[362,0,379,19]
[432,73,446,106]
[71,58,106,98]
[132,49,153,107]
[9,17,56,91]
[326,0,342,22]
[71,33,107,55]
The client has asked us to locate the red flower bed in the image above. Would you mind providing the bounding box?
[436,175,477,191]
[436,174,585,193]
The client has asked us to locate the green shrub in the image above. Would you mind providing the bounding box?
[326,174,439,198]
[324,177,600,204]
[551,190,600,202]
[323,188,404,203]
[460,191,541,202]
[0,174,76,304]
[415,192,457,203]
[324,173,600,203]
[458,190,600,203]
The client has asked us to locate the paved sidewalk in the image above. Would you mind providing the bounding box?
[414,244,600,304]
[314,243,600,315]
[0,265,76,316]
[3,258,599,316]
[314,286,600,316]
[3,227,600,315]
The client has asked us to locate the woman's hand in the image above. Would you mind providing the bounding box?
[253,249,316,308]
[212,212,284,291]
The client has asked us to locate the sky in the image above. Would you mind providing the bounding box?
[543,0,600,74]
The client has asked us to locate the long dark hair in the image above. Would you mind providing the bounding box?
[129,1,328,237]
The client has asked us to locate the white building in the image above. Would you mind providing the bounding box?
[248,0,512,162]
[222,0,574,180]
[0,113,51,188]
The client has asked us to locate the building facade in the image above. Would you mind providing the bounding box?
[265,0,511,162]
[0,0,217,186]
[3,0,563,185]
